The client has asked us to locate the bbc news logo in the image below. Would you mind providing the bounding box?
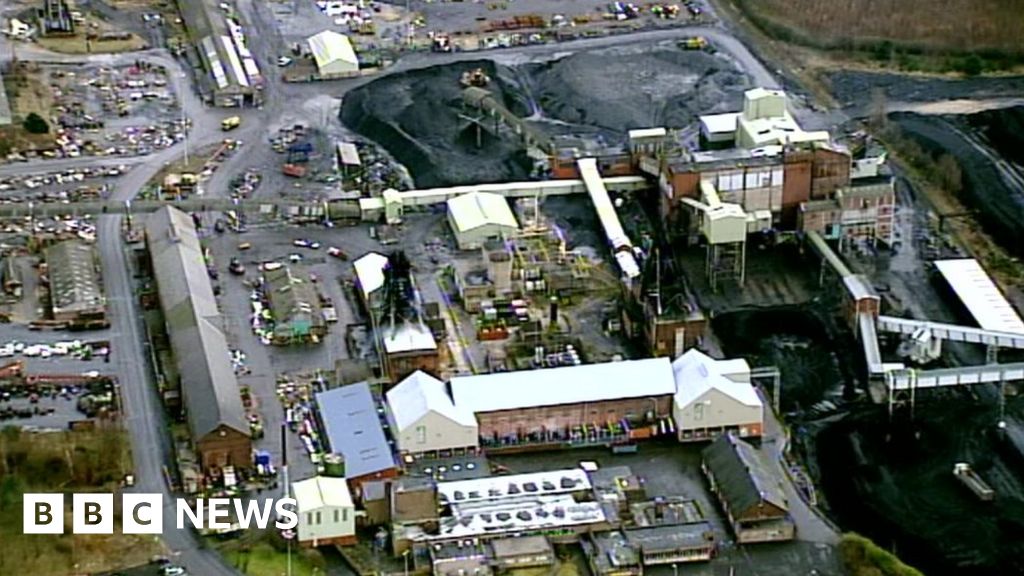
[24,494,298,534]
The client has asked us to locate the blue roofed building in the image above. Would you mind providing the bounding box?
[315,382,399,490]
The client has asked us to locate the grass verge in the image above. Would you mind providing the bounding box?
[839,533,925,576]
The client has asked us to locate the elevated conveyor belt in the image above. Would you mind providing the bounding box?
[577,158,640,279]
[886,362,1024,392]
[877,316,1024,350]
[859,312,895,375]
[806,230,852,278]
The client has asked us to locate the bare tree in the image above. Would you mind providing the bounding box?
[937,154,963,195]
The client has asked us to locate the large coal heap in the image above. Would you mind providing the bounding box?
[340,60,532,188]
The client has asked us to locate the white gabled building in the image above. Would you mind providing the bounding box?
[446,191,519,250]
[672,349,763,442]
[292,476,357,547]
[386,371,479,455]
[307,30,359,79]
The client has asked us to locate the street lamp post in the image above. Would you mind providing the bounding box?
[403,548,410,576]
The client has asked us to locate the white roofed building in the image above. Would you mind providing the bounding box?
[447,192,519,250]
[308,30,359,79]
[672,349,763,442]
[450,358,677,445]
[387,371,479,455]
[292,476,357,547]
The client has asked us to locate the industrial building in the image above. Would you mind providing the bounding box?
[292,476,357,547]
[586,531,643,576]
[314,382,399,487]
[175,0,262,106]
[43,240,106,324]
[433,469,614,541]
[446,191,520,250]
[386,371,479,457]
[672,349,763,441]
[449,358,677,447]
[490,536,555,570]
[307,30,360,79]
[702,433,795,543]
[146,207,251,472]
[352,251,441,383]
[383,351,764,452]
[263,265,326,345]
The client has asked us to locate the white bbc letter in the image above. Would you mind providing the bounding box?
[207,498,231,529]
[73,493,113,534]
[176,498,204,529]
[274,498,298,530]
[123,493,163,534]
[24,493,64,534]
[233,499,274,530]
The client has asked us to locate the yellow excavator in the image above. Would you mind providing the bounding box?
[460,68,491,88]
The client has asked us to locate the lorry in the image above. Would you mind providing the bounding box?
[221,116,241,131]
[953,462,995,501]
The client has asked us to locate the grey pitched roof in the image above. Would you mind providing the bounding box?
[263,265,323,328]
[315,382,396,478]
[702,433,787,516]
[45,240,105,315]
[146,207,248,440]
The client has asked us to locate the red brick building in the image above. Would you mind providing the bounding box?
[449,358,677,445]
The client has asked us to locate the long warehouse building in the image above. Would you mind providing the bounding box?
[146,206,251,472]
[175,0,262,106]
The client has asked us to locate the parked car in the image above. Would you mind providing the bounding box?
[293,239,321,249]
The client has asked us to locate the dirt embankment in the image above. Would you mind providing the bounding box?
[340,60,533,188]
[890,109,1024,257]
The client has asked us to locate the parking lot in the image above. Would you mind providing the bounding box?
[3,60,187,161]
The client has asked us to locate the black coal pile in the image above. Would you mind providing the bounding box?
[340,60,533,188]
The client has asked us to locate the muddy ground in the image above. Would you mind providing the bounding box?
[341,46,749,186]
[890,109,1024,257]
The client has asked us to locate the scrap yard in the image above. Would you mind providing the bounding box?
[1,0,1024,574]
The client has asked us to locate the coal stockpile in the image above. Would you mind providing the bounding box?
[342,48,752,187]
[527,49,748,133]
[891,111,1024,258]
[340,60,533,188]
[968,105,1024,167]
[711,307,856,414]
[827,71,1024,109]
[817,397,1024,575]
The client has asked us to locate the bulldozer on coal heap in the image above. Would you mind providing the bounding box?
[460,68,491,88]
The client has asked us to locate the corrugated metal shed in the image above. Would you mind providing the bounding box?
[446,192,519,233]
[45,240,105,317]
[315,382,396,478]
[934,258,1024,334]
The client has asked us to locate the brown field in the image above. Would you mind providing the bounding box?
[0,428,162,575]
[745,0,1024,53]
[0,63,57,154]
